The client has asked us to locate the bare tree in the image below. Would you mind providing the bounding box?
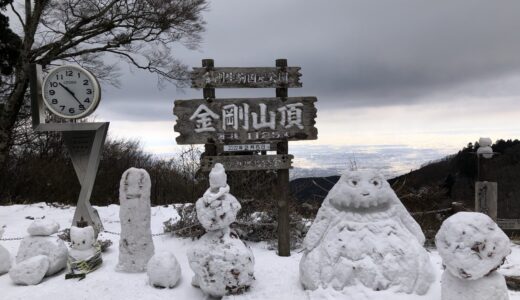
[0,0,207,171]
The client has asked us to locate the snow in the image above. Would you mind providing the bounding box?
[117,168,155,273]
[27,219,60,236]
[9,255,50,285]
[479,137,493,147]
[1,203,520,299]
[16,235,68,276]
[188,163,255,297]
[441,270,509,300]
[300,169,434,294]
[0,242,10,275]
[147,251,182,288]
[69,226,96,261]
[435,212,510,280]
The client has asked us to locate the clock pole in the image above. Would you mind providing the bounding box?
[29,63,108,236]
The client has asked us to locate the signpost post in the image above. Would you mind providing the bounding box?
[174,59,318,256]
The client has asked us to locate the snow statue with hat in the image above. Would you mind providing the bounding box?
[187,163,255,297]
[299,169,435,294]
[66,226,102,280]
[436,212,511,300]
[116,167,155,272]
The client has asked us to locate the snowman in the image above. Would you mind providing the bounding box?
[435,212,511,300]
[0,227,11,275]
[66,226,102,279]
[187,163,255,297]
[299,169,434,294]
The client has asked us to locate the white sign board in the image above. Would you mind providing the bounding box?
[223,144,271,152]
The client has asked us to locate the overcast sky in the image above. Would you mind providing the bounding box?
[94,0,520,155]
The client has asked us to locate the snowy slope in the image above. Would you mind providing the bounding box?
[1,203,520,300]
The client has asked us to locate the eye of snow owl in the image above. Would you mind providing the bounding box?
[327,170,394,211]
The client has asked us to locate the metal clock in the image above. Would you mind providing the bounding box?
[42,65,101,119]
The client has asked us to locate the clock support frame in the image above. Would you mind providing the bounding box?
[29,64,108,236]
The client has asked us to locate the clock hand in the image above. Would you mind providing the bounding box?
[59,83,83,106]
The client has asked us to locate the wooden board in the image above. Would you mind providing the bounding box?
[174,97,317,144]
[201,154,293,171]
[191,67,302,88]
[497,219,520,230]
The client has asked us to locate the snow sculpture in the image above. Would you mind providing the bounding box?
[116,167,155,272]
[147,251,182,288]
[9,255,50,285]
[477,137,494,159]
[435,212,510,300]
[299,169,434,294]
[16,220,68,276]
[0,227,11,275]
[27,219,60,236]
[188,163,255,297]
[67,226,102,279]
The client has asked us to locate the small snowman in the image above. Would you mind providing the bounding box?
[66,226,102,279]
[187,164,255,298]
[0,227,11,275]
[436,212,511,300]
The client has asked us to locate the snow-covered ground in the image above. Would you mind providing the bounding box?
[1,203,520,300]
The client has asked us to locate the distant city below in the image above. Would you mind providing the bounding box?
[289,144,458,180]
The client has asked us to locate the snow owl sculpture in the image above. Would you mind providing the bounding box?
[299,169,434,294]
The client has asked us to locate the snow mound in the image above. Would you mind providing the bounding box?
[147,251,182,289]
[435,212,510,279]
[441,269,509,300]
[16,235,68,276]
[116,167,155,272]
[27,219,59,236]
[0,243,10,275]
[9,255,50,285]
[188,229,255,297]
[300,169,434,294]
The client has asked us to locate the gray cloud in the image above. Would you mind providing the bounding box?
[99,0,520,120]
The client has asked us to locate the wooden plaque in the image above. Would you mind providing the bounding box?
[174,97,317,144]
[191,67,302,89]
[201,154,293,171]
[497,219,520,230]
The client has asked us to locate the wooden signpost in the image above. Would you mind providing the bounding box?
[174,59,318,256]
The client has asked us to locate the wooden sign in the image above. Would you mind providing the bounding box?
[191,67,302,89]
[174,97,317,144]
[222,143,274,152]
[201,154,293,171]
[497,219,520,230]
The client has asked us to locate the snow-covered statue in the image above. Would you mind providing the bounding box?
[187,163,255,297]
[435,212,510,300]
[66,226,102,279]
[10,219,68,285]
[116,167,155,272]
[0,227,11,275]
[299,169,434,294]
[147,251,182,289]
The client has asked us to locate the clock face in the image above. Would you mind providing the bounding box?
[42,65,101,119]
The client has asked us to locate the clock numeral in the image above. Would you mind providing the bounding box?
[50,82,58,87]
[69,108,75,114]
[79,105,85,111]
[84,98,90,103]
[51,99,58,104]
[56,74,63,80]
[60,105,65,111]
[49,90,55,95]
[86,89,92,94]
[78,72,81,78]
[66,70,73,76]
[83,79,89,86]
